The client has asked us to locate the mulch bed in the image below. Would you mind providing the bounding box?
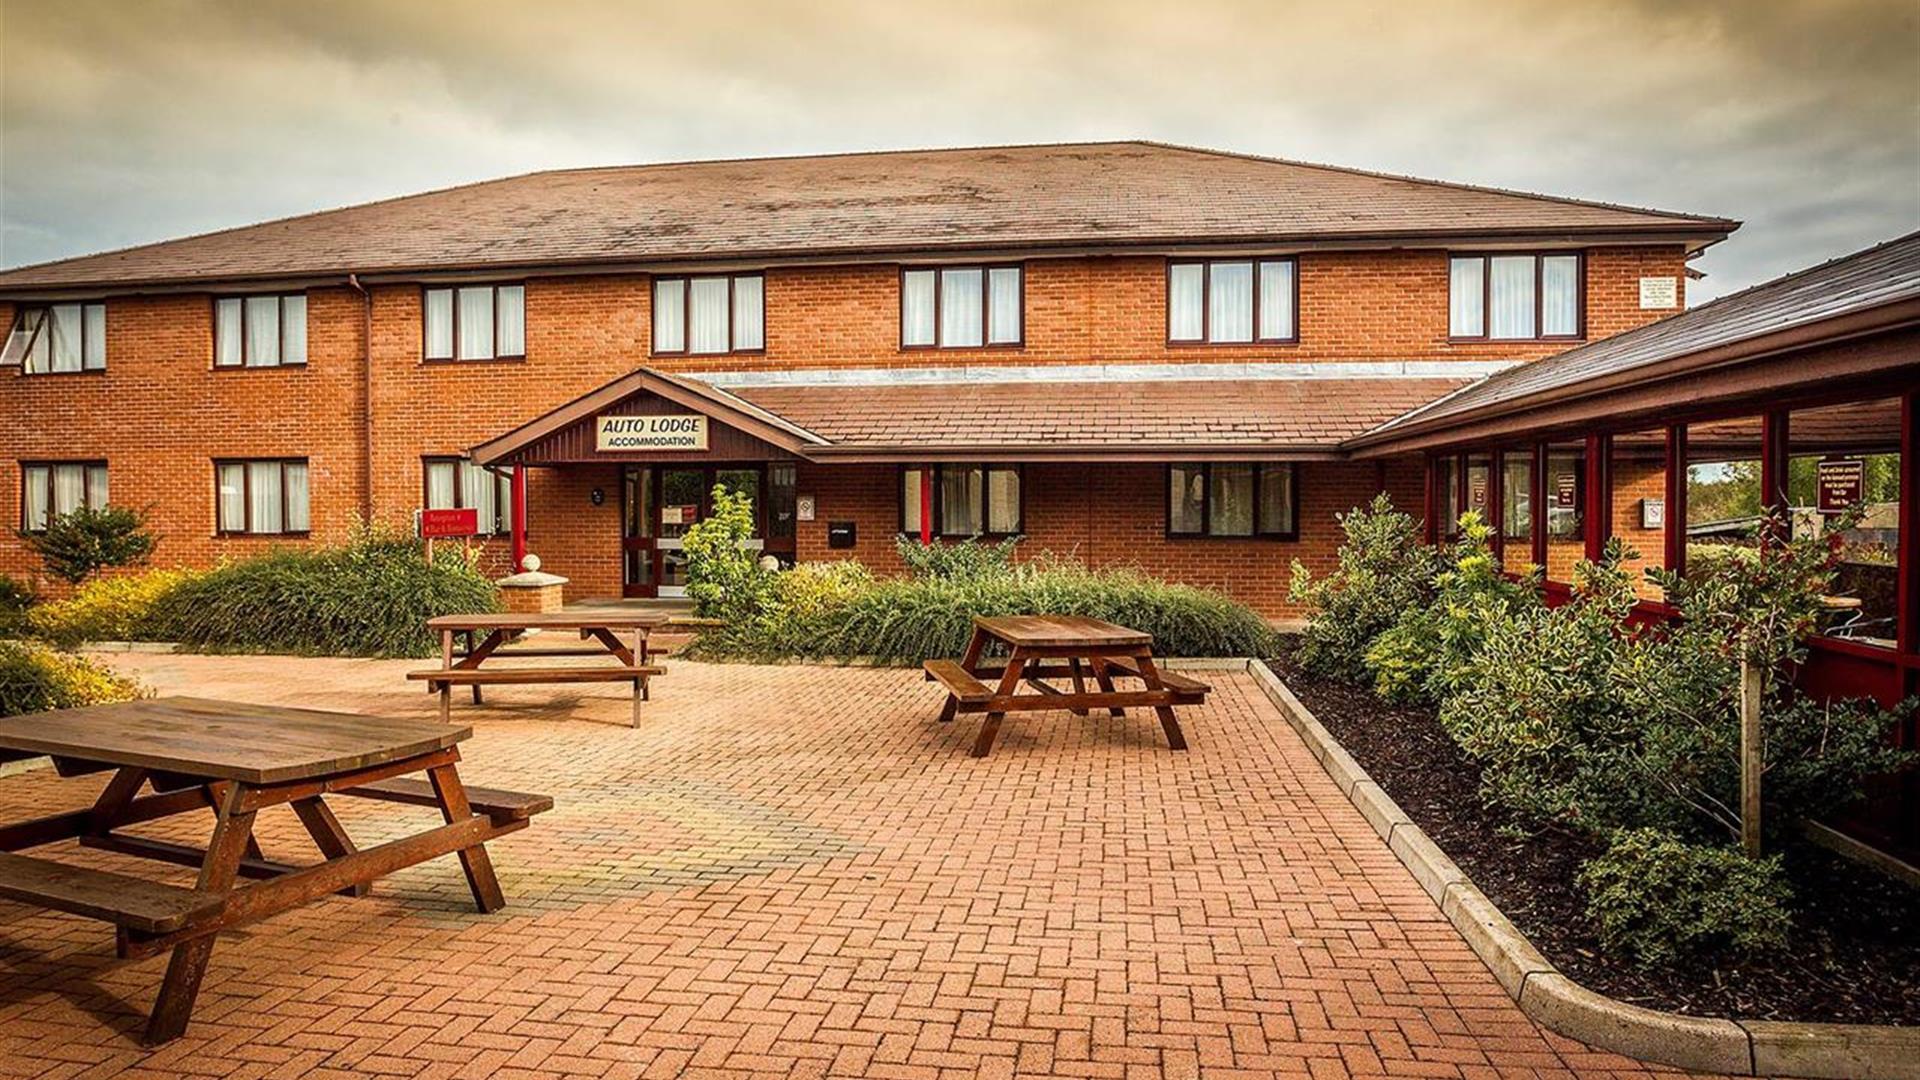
[1268,643,1920,1025]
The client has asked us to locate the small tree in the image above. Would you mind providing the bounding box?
[681,486,771,621]
[21,505,156,584]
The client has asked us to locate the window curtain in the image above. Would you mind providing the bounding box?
[22,467,49,530]
[1449,258,1485,337]
[1541,255,1579,336]
[939,467,982,536]
[216,298,245,366]
[248,461,284,534]
[1489,256,1536,339]
[456,287,495,359]
[494,286,524,357]
[652,279,685,352]
[48,304,83,372]
[280,294,308,364]
[283,462,310,532]
[1209,465,1254,535]
[731,276,764,351]
[424,289,455,359]
[901,271,937,346]
[52,464,86,516]
[1169,465,1206,533]
[1207,262,1253,343]
[87,465,109,509]
[217,464,245,531]
[986,469,1020,533]
[1168,264,1204,341]
[1257,261,1295,340]
[688,277,731,353]
[82,304,106,369]
[940,269,984,347]
[1258,465,1293,533]
[987,268,1021,344]
[901,469,925,533]
[426,461,458,509]
[245,296,281,366]
[461,462,497,531]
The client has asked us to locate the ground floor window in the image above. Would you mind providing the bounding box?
[216,458,309,535]
[1788,396,1903,648]
[21,461,108,531]
[1167,462,1296,539]
[423,456,512,535]
[901,465,1022,538]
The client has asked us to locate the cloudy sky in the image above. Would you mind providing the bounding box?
[1,0,1914,302]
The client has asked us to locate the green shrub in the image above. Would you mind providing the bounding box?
[27,568,200,647]
[1366,512,1540,704]
[682,485,773,621]
[20,505,156,584]
[0,640,144,718]
[895,535,1019,580]
[0,574,33,638]
[1289,494,1441,682]
[143,527,499,658]
[1577,829,1791,969]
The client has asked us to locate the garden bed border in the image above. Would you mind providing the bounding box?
[1245,658,1920,1080]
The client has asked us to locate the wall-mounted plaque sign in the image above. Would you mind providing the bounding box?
[1555,473,1578,509]
[595,414,708,451]
[1817,458,1866,513]
[1638,276,1679,310]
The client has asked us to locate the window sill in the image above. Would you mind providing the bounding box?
[214,531,313,539]
[1446,336,1587,346]
[15,368,108,377]
[1165,532,1299,542]
[651,349,767,360]
[897,343,1027,353]
[1164,338,1299,348]
[213,363,309,372]
[421,356,527,366]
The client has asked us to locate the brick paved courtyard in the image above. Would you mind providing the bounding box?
[0,654,1704,1079]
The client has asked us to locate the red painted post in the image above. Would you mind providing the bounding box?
[1584,433,1612,563]
[1664,425,1687,581]
[1530,442,1548,572]
[1422,455,1438,545]
[510,464,528,572]
[1897,392,1918,661]
[919,468,933,546]
[1489,450,1505,566]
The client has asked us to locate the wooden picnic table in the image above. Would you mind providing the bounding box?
[0,696,550,1045]
[923,614,1209,757]
[413,611,672,726]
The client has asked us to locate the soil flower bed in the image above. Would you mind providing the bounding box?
[1270,642,1920,1026]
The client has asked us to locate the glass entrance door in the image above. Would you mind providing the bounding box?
[621,467,655,597]
[656,467,708,597]
[621,464,791,597]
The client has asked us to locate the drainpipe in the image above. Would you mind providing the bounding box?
[510,464,528,572]
[347,274,374,522]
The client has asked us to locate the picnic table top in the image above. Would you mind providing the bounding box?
[973,614,1154,649]
[0,696,469,785]
[427,612,675,631]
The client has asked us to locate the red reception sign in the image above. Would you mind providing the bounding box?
[419,507,480,538]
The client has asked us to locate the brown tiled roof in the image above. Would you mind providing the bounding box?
[731,376,1471,454]
[1356,231,1920,445]
[0,142,1734,291]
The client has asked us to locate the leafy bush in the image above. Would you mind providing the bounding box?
[895,535,1019,581]
[682,485,773,621]
[1366,513,1540,704]
[0,640,144,718]
[20,505,156,584]
[27,568,199,647]
[1289,495,1441,682]
[1577,829,1792,969]
[143,527,499,658]
[0,574,33,638]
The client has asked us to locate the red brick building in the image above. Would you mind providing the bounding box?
[0,142,1736,617]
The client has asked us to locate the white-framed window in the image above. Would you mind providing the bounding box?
[423,456,513,535]
[214,293,307,367]
[21,461,109,532]
[1448,252,1583,341]
[652,273,764,356]
[901,465,1022,537]
[423,284,525,361]
[215,458,310,535]
[901,265,1022,348]
[3,303,107,373]
[1167,259,1296,344]
[1167,462,1297,538]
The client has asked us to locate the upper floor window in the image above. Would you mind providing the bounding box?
[21,461,108,532]
[1168,259,1296,345]
[1449,253,1582,341]
[901,266,1022,349]
[424,284,525,362]
[423,456,513,535]
[1168,462,1297,539]
[901,465,1022,537]
[653,273,764,356]
[2,303,106,373]
[216,458,310,535]
[215,293,306,368]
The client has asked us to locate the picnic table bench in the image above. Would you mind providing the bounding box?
[0,696,550,1045]
[925,615,1209,757]
[411,612,670,726]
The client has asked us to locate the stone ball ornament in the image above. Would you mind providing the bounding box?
[521,553,542,573]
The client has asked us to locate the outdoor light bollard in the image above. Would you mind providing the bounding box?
[497,553,568,614]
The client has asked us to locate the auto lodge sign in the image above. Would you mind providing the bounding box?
[595,414,708,451]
